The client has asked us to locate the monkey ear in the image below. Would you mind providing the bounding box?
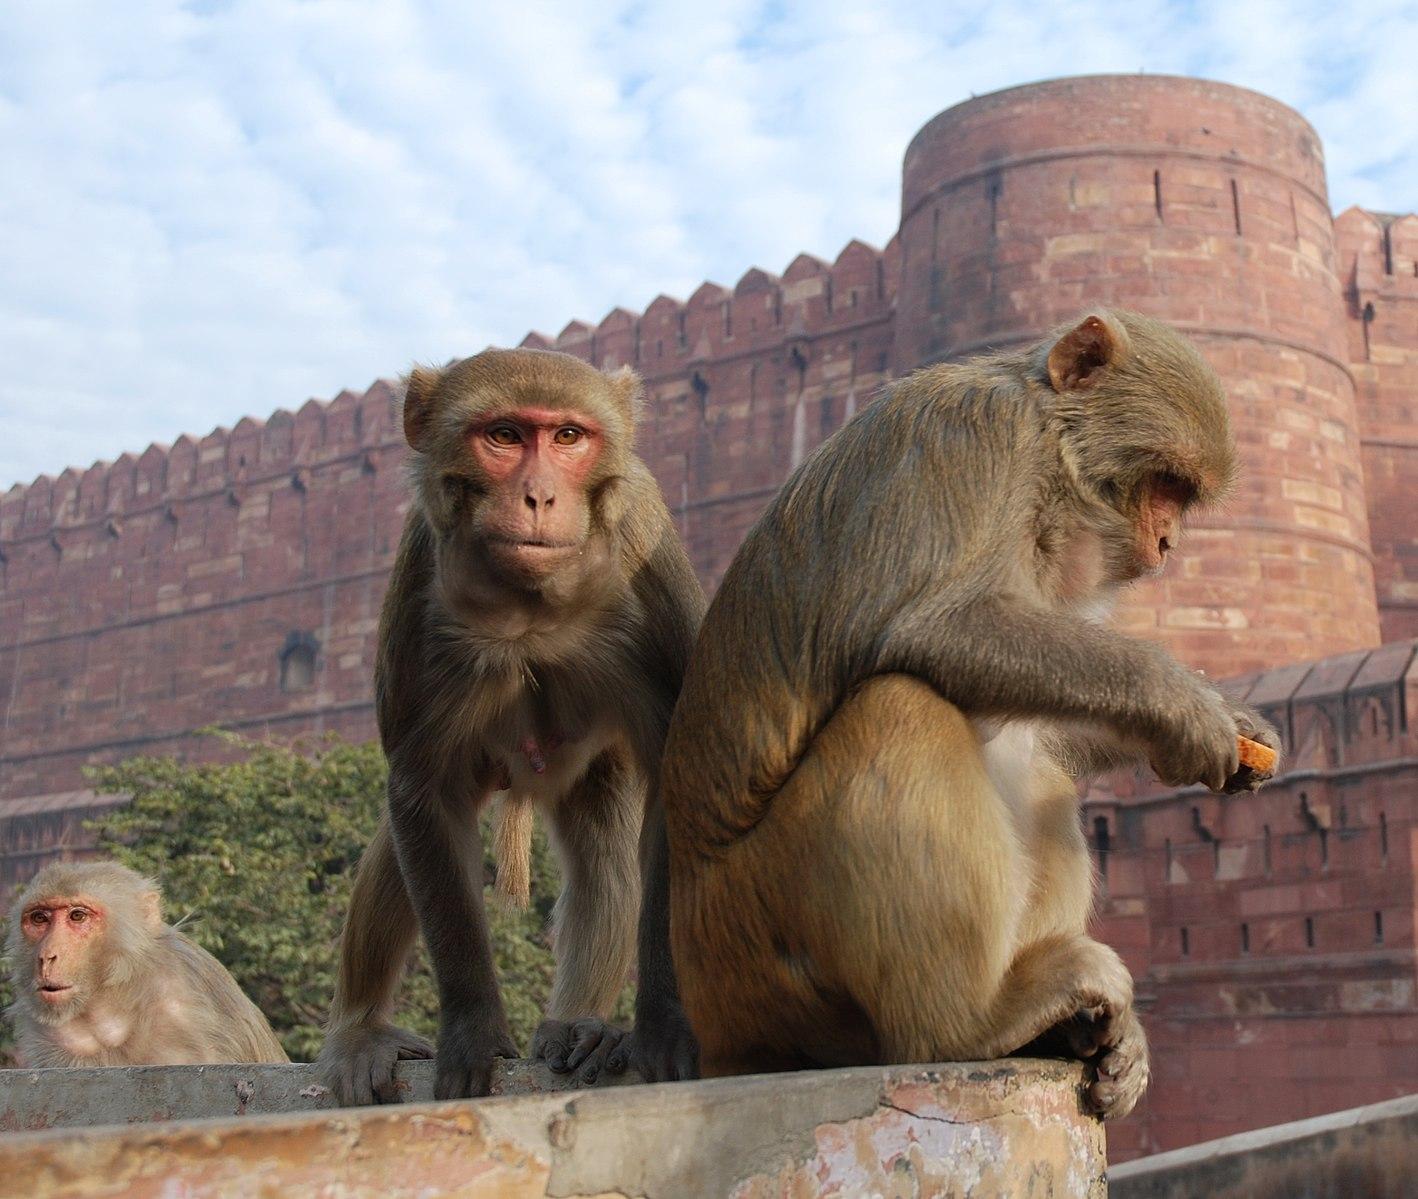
[606,365,644,423]
[140,889,162,932]
[402,366,441,452]
[1046,313,1130,393]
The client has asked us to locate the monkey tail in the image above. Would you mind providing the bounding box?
[491,794,534,909]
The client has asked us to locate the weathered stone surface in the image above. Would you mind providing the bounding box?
[0,1059,1104,1198]
[1110,1092,1418,1199]
[0,1057,641,1133]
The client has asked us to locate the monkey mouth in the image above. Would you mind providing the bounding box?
[37,984,74,1002]
[487,536,582,562]
[492,537,579,551]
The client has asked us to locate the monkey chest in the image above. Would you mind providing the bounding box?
[974,719,1043,817]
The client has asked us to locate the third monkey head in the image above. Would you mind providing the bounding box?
[402,348,640,599]
[1038,309,1237,582]
[8,860,163,1026]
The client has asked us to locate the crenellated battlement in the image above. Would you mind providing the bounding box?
[0,380,402,544]
[519,238,897,375]
[1336,206,1418,296]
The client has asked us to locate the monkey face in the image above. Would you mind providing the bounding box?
[404,350,639,602]
[1126,472,1196,578]
[464,406,604,581]
[1042,309,1235,585]
[17,896,105,1022]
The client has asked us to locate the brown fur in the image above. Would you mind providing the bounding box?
[662,310,1281,1120]
[317,348,705,1104]
[6,860,287,1067]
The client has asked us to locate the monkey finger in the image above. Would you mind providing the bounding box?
[604,1040,631,1075]
[395,1030,435,1060]
[344,1061,375,1108]
[566,1019,623,1072]
[434,1069,470,1101]
[531,1019,575,1072]
[670,1035,700,1081]
[370,1054,403,1104]
[572,1033,622,1085]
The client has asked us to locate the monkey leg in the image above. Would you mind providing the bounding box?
[680,675,1137,1093]
[531,753,641,1084]
[316,819,434,1105]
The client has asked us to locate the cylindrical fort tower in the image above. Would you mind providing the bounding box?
[895,75,1381,676]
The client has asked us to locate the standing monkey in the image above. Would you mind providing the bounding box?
[317,349,704,1103]
[662,311,1281,1119]
[7,860,287,1067]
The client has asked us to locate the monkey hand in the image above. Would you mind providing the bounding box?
[531,1017,627,1086]
[606,1002,699,1082]
[315,1022,434,1107]
[1220,700,1283,793]
[1147,680,1239,793]
[434,1008,518,1100]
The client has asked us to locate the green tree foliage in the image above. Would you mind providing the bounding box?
[37,733,630,1063]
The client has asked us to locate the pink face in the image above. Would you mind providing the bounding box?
[21,895,105,1007]
[1133,474,1194,574]
[468,406,604,576]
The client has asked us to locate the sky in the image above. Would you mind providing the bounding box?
[2,1,1416,489]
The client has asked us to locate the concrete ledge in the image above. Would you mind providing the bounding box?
[0,1057,638,1131]
[0,1059,1103,1198]
[1109,1092,1418,1199]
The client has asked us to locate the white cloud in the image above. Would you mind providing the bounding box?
[0,0,1414,487]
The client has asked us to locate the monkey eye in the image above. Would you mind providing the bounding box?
[70,909,88,923]
[486,424,523,447]
[26,910,49,926]
[552,426,584,446]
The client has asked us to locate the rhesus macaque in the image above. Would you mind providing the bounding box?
[662,310,1281,1120]
[6,860,287,1067]
[317,348,705,1104]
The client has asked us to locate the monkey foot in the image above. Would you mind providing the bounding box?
[1060,1002,1150,1121]
[316,1023,434,1107]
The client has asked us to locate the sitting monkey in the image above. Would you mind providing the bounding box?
[661,310,1282,1119]
[7,859,288,1067]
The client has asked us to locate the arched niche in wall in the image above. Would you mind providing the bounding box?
[279,631,320,693]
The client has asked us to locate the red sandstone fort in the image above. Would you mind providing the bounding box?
[1,76,1414,1161]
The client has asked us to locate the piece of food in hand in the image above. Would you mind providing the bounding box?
[1226,734,1278,791]
[1237,735,1277,773]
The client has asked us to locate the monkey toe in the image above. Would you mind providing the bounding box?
[1087,1044,1150,1120]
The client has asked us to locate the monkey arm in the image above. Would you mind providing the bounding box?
[614,529,706,1082]
[874,596,1238,791]
[616,798,698,1080]
[386,766,516,1098]
[1043,723,1148,781]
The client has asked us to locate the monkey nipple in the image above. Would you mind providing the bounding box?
[520,737,550,774]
